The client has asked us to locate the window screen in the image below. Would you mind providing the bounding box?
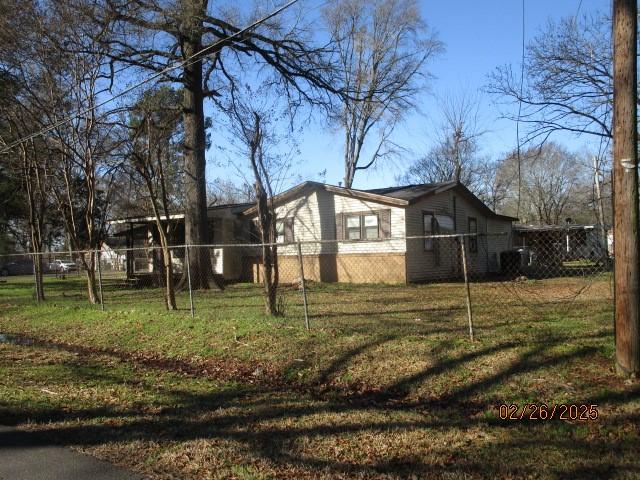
[363,214,379,239]
[346,215,361,240]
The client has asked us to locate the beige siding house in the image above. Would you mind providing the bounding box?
[109,181,515,284]
[241,181,516,283]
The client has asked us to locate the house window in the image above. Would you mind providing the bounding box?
[468,217,478,253]
[274,218,294,243]
[276,220,285,244]
[337,211,387,241]
[423,212,437,251]
[344,213,381,240]
[346,215,361,240]
[436,215,454,232]
[363,214,379,239]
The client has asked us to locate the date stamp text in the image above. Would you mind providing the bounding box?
[498,403,598,421]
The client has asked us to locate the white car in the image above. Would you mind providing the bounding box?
[49,259,78,273]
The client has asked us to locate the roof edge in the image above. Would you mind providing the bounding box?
[406,181,517,222]
[241,181,409,216]
[494,214,520,222]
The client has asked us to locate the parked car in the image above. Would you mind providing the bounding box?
[49,259,78,273]
[0,259,34,276]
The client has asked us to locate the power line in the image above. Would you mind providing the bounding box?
[515,0,525,219]
[0,0,301,156]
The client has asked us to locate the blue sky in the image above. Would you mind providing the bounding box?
[205,0,609,192]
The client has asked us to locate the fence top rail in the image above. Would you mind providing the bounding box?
[0,232,512,258]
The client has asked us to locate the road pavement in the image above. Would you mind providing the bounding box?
[0,425,143,480]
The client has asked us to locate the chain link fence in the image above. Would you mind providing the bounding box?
[0,230,613,337]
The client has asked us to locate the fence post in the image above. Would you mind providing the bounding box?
[185,245,194,318]
[460,235,475,342]
[296,241,310,330]
[96,249,104,311]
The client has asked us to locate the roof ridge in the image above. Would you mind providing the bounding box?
[363,180,457,192]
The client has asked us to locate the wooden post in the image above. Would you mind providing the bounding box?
[185,245,195,318]
[613,0,639,377]
[296,242,310,331]
[96,249,104,311]
[460,236,474,342]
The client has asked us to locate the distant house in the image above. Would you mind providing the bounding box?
[108,181,516,284]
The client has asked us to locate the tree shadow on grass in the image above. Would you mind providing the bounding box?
[0,336,638,479]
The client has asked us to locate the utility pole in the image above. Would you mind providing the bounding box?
[613,0,639,377]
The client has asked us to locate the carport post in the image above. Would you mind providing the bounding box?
[460,235,475,342]
[96,249,104,311]
[185,245,194,318]
[296,241,310,330]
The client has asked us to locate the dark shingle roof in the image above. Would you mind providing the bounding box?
[241,180,517,222]
[364,181,458,201]
[207,202,254,215]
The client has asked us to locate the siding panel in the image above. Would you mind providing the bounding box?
[404,192,512,281]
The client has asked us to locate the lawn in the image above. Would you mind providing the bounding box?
[0,273,639,479]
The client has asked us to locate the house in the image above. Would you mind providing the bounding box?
[107,202,252,277]
[241,181,516,283]
[108,181,516,284]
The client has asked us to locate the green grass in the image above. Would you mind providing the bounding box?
[1,273,638,478]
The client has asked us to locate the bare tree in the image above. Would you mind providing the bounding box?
[488,12,614,143]
[323,0,442,188]
[126,87,184,310]
[0,128,49,301]
[496,143,592,225]
[400,92,486,193]
[0,1,50,297]
[0,0,120,303]
[476,159,511,212]
[90,0,339,289]
[207,178,254,206]
[30,2,124,304]
[247,112,281,316]
[220,85,292,316]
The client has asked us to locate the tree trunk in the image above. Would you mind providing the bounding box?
[240,110,280,315]
[261,242,278,316]
[344,121,356,188]
[158,230,177,310]
[26,190,45,301]
[30,225,44,302]
[34,254,44,302]
[23,147,45,302]
[143,169,178,310]
[181,0,217,290]
[256,189,279,316]
[85,250,99,304]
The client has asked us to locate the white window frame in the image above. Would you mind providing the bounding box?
[345,214,361,240]
[275,220,285,244]
[423,212,435,251]
[363,214,379,240]
[468,217,478,253]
